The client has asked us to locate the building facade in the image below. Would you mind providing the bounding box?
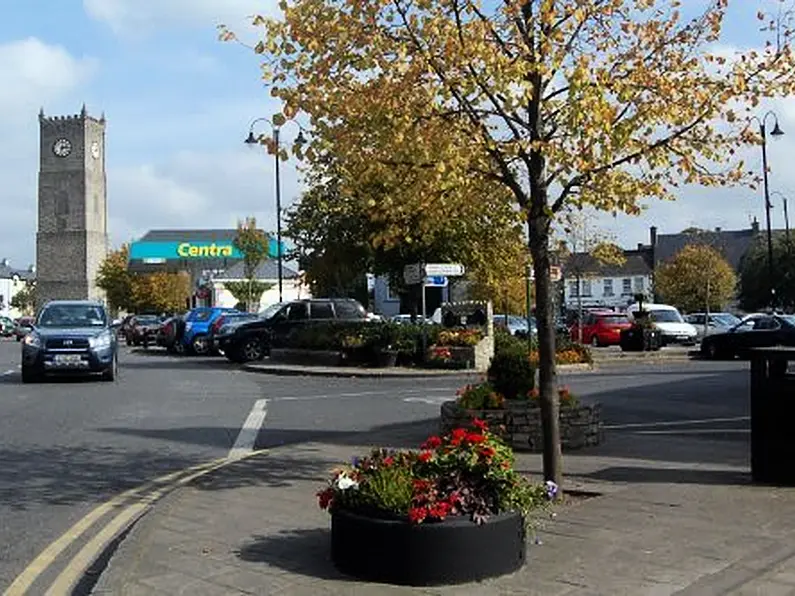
[128,229,303,310]
[563,249,653,310]
[0,261,35,318]
[36,106,108,309]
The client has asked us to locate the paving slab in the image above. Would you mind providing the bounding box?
[92,438,795,596]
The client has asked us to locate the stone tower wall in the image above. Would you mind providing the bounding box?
[36,107,109,310]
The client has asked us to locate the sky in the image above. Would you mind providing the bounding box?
[1,0,795,270]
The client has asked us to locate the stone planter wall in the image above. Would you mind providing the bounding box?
[440,399,603,452]
[269,348,344,367]
[429,336,494,372]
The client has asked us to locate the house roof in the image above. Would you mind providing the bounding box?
[214,259,300,280]
[0,261,35,281]
[565,249,653,277]
[138,229,245,243]
[654,228,759,271]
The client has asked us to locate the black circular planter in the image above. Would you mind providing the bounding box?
[331,509,526,586]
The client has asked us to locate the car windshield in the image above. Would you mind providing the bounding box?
[713,314,740,327]
[599,315,630,325]
[38,304,107,328]
[648,310,684,323]
[136,316,160,325]
[258,303,285,320]
[780,315,795,327]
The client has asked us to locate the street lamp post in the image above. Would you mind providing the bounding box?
[245,118,306,303]
[751,111,785,308]
[771,190,792,247]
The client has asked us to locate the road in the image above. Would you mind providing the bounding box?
[0,340,751,591]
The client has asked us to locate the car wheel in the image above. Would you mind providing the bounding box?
[225,346,247,364]
[21,366,40,384]
[241,338,264,362]
[102,355,118,382]
[590,335,600,347]
[704,342,720,360]
[192,334,210,356]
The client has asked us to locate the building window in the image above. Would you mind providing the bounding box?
[634,277,644,293]
[568,281,579,297]
[386,281,400,301]
[603,279,614,297]
[581,279,592,297]
[622,278,632,295]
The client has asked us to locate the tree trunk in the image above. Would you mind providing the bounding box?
[528,213,563,488]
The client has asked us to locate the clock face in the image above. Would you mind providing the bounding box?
[90,142,100,159]
[52,138,72,158]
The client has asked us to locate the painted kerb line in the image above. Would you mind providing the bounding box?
[229,398,268,459]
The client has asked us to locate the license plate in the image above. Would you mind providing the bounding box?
[55,354,83,365]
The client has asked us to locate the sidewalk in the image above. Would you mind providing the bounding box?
[241,362,593,378]
[92,427,795,596]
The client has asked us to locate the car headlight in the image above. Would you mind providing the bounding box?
[89,332,113,350]
[23,332,41,347]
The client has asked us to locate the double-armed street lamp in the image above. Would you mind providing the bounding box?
[245,118,306,303]
[750,111,785,307]
[770,190,792,246]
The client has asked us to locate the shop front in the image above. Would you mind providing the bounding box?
[128,230,283,309]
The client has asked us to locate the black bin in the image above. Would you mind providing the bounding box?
[750,347,795,484]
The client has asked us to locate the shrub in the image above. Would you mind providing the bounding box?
[488,347,536,400]
[437,328,483,347]
[527,385,580,408]
[494,328,531,357]
[457,382,505,409]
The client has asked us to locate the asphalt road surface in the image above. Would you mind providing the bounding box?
[0,340,751,591]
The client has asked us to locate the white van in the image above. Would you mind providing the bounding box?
[626,303,698,346]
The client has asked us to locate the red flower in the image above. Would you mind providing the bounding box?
[317,487,334,510]
[421,435,442,450]
[413,479,432,491]
[417,451,433,463]
[472,418,488,431]
[466,433,486,444]
[383,456,394,467]
[429,501,451,519]
[450,428,467,446]
[408,507,428,524]
[480,447,496,459]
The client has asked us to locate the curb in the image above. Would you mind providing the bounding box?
[241,363,482,378]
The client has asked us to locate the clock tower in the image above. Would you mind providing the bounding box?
[36,105,109,309]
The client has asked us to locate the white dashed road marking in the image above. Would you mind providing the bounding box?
[228,398,268,459]
[604,416,749,430]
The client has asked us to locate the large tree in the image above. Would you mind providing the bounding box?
[739,234,795,311]
[96,245,134,314]
[10,281,36,316]
[223,0,795,486]
[655,244,737,313]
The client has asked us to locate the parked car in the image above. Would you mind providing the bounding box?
[157,314,187,354]
[208,311,260,353]
[700,314,795,359]
[125,314,163,347]
[493,314,533,337]
[626,302,698,346]
[21,300,119,383]
[180,307,240,355]
[684,312,742,341]
[218,298,369,363]
[570,311,633,346]
[391,314,428,325]
[0,316,15,337]
[13,316,35,341]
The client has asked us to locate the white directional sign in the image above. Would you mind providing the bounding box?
[423,263,465,277]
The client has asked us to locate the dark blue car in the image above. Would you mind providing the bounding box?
[181,307,240,355]
[21,300,119,383]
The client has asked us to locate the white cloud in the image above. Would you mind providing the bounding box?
[0,38,98,270]
[106,148,302,249]
[83,0,279,37]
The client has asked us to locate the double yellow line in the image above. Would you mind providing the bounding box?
[5,450,267,596]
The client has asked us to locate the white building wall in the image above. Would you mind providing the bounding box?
[0,276,33,318]
[211,278,310,312]
[564,274,652,310]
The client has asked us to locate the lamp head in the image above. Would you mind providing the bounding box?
[295,131,307,146]
[771,121,785,137]
[244,131,258,145]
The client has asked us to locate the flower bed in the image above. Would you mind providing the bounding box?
[318,421,557,585]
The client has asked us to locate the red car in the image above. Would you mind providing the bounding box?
[570,311,632,346]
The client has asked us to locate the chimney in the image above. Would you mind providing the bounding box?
[650,226,658,247]
[752,218,760,234]
[715,227,721,233]
[0,258,7,267]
